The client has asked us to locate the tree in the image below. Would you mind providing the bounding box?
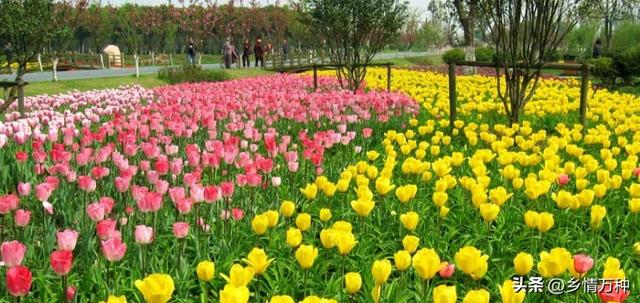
[307,0,408,92]
[592,0,639,50]
[450,0,481,67]
[400,9,423,50]
[0,0,58,113]
[481,0,592,124]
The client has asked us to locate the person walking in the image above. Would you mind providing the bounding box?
[282,39,289,62]
[592,39,603,58]
[254,39,264,68]
[187,38,195,66]
[223,38,233,69]
[242,39,251,68]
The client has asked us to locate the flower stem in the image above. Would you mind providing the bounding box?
[62,275,68,303]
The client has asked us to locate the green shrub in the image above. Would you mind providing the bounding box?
[158,65,230,84]
[475,47,495,63]
[407,56,434,66]
[589,57,617,86]
[611,46,640,85]
[442,48,465,64]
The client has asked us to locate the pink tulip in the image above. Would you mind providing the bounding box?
[1,241,27,268]
[634,167,640,177]
[0,194,19,214]
[203,185,220,202]
[86,203,106,222]
[172,222,189,239]
[288,161,299,172]
[56,229,79,251]
[232,208,244,221]
[66,286,76,301]
[438,262,455,279]
[101,236,127,262]
[362,128,373,138]
[175,198,193,214]
[271,176,282,187]
[190,184,205,203]
[219,210,231,220]
[221,181,234,198]
[5,265,32,297]
[14,209,31,227]
[50,250,73,276]
[138,191,163,213]
[99,197,115,215]
[134,225,154,245]
[573,254,594,274]
[557,174,570,186]
[17,183,31,197]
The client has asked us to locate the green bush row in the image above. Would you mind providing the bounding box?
[158,65,230,84]
[590,46,640,86]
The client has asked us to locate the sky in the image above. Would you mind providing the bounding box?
[104,0,430,13]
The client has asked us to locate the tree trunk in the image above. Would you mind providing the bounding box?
[52,58,59,82]
[462,19,476,74]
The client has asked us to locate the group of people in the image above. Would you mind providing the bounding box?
[187,37,289,69]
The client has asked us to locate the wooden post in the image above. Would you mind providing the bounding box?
[580,64,590,133]
[448,62,457,134]
[37,54,43,72]
[313,64,318,91]
[386,63,392,92]
[17,80,25,116]
[100,54,105,69]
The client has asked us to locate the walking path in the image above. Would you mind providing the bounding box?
[0,51,436,83]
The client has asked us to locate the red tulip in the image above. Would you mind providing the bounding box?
[50,250,73,276]
[0,194,19,214]
[232,208,244,221]
[362,128,373,138]
[220,181,234,198]
[438,262,455,279]
[1,241,26,267]
[6,265,32,297]
[557,173,570,186]
[597,286,630,303]
[15,151,28,162]
[96,219,117,240]
[66,285,76,301]
[573,254,594,274]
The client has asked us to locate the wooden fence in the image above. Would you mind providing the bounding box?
[447,61,590,134]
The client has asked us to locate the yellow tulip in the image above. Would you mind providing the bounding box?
[295,213,312,231]
[463,289,490,303]
[454,246,488,280]
[395,184,418,203]
[319,208,332,222]
[335,232,358,255]
[603,257,625,279]
[432,191,448,207]
[499,279,525,303]
[439,206,450,218]
[375,177,395,195]
[479,203,500,222]
[371,259,392,285]
[196,260,215,282]
[513,252,533,276]
[251,214,269,235]
[269,295,295,303]
[242,248,273,275]
[263,210,279,227]
[400,211,419,231]
[537,212,554,233]
[344,272,362,294]
[523,211,539,229]
[300,183,318,200]
[279,200,296,217]
[336,179,350,192]
[286,228,303,248]
[299,296,337,303]
[332,221,353,233]
[319,228,337,249]
[633,242,640,255]
[537,248,572,278]
[134,273,175,303]
[402,235,420,253]
[295,245,319,269]
[220,264,255,287]
[489,187,512,206]
[99,295,127,303]
[394,250,412,271]
[219,284,250,303]
[590,205,607,229]
[371,284,381,303]
[412,248,441,280]
[367,151,380,161]
[433,285,457,303]
[351,199,375,217]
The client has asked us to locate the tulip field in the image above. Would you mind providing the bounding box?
[1,69,639,303]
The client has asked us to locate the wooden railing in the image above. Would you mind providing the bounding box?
[447,61,590,134]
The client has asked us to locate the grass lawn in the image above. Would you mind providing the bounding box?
[23,68,273,97]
